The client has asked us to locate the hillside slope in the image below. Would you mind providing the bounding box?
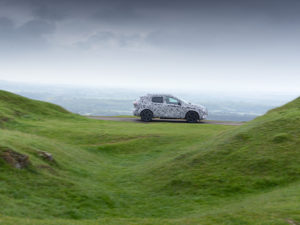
[0,90,299,225]
[0,90,71,124]
[151,97,300,196]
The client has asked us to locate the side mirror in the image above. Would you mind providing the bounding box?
[178,102,181,106]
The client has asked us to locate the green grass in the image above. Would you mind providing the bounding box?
[0,90,300,224]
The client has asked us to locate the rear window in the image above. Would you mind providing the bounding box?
[152,96,163,103]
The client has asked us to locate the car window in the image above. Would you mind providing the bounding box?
[152,96,163,103]
[166,97,179,105]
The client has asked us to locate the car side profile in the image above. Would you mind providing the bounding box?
[133,94,208,123]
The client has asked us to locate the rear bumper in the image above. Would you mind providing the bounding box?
[133,109,139,116]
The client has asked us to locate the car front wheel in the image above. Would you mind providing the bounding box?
[140,109,153,122]
[186,111,199,123]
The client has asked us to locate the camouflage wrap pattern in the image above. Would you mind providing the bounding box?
[133,94,208,120]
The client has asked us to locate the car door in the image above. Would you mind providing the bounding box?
[164,96,182,118]
[150,96,165,117]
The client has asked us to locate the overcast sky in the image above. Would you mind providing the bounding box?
[0,0,299,93]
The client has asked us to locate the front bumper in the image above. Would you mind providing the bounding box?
[200,108,208,120]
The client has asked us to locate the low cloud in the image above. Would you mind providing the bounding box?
[0,17,55,51]
[75,31,146,50]
[19,19,55,36]
[92,3,141,24]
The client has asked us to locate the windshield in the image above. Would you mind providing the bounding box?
[179,98,189,104]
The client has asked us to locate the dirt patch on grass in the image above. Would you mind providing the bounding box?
[0,147,30,169]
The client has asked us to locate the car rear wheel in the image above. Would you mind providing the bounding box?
[186,111,199,123]
[140,109,153,122]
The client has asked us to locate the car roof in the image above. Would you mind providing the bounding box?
[146,93,175,98]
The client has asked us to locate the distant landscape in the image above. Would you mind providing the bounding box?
[0,80,297,121]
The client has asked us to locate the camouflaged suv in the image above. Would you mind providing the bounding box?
[133,94,208,123]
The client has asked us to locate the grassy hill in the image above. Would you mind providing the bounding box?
[0,90,299,225]
[151,97,300,195]
[0,90,71,121]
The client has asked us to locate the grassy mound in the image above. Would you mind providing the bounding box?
[0,90,299,224]
[151,97,300,196]
[0,90,71,123]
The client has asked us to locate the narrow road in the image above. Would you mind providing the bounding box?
[87,116,245,126]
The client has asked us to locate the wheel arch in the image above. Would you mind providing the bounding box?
[140,108,153,114]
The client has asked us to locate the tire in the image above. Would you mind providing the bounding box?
[186,111,199,123]
[140,109,153,122]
